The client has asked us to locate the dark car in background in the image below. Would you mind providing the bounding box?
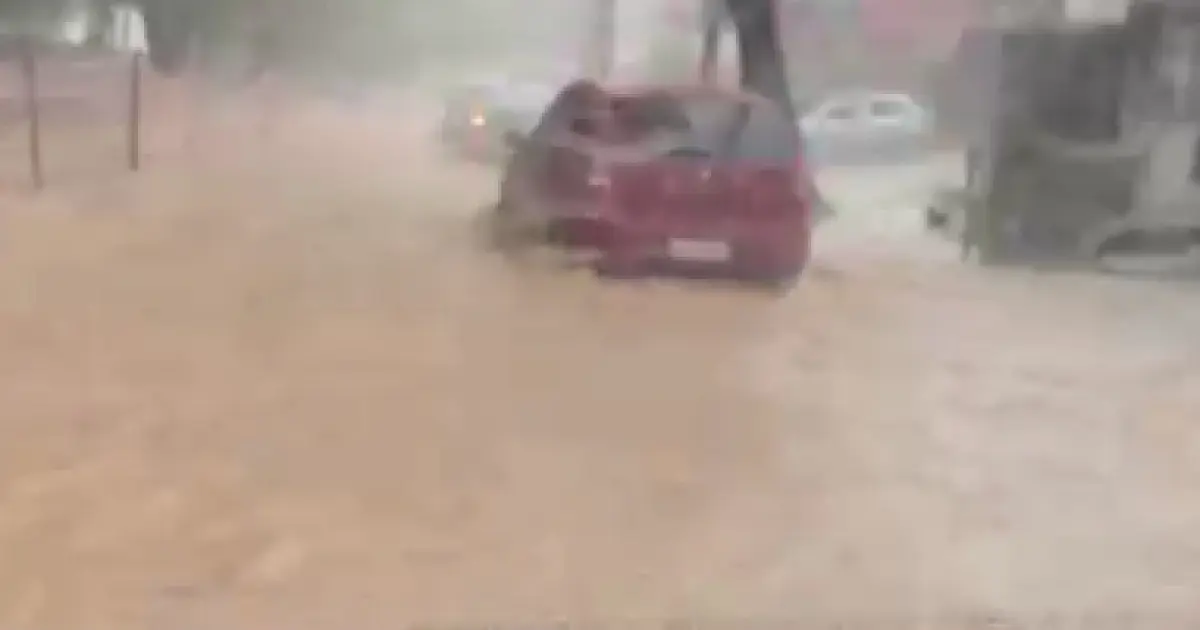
[439,77,560,163]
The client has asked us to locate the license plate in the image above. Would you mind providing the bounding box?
[667,239,730,262]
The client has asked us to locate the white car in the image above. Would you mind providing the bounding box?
[798,90,934,164]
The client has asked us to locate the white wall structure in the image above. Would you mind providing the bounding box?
[109,5,147,52]
[59,3,147,52]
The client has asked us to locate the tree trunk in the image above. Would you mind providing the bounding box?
[727,0,795,120]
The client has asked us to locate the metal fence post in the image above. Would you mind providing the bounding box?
[128,50,142,171]
[20,36,43,190]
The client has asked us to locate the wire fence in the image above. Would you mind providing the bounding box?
[0,44,262,193]
[0,39,144,192]
[0,36,472,199]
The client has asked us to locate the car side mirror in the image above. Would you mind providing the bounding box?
[502,129,527,150]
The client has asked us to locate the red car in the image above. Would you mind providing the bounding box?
[487,80,816,287]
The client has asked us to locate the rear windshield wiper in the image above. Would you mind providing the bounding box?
[664,146,715,160]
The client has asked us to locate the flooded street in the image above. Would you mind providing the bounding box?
[1,108,1199,628]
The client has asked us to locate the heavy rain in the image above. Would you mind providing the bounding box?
[0,0,1198,627]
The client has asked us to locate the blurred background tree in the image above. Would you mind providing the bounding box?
[0,0,584,79]
[0,0,73,35]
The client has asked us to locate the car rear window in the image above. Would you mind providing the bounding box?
[683,97,801,164]
[868,97,912,118]
[611,93,800,164]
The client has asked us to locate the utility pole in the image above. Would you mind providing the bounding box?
[20,36,43,191]
[700,0,723,82]
[584,0,616,79]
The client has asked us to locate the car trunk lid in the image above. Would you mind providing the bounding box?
[606,158,799,227]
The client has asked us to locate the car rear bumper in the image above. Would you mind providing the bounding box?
[551,216,809,279]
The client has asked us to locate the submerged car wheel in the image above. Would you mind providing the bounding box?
[591,251,642,279]
[755,267,802,293]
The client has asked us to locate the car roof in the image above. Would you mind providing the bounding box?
[818,89,918,104]
[865,91,919,104]
[592,81,780,106]
[797,90,924,116]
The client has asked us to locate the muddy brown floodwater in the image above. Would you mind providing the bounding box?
[0,103,1199,629]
